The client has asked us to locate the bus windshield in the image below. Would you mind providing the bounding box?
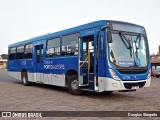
[109,32,148,67]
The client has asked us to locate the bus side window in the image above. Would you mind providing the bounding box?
[37,48,43,63]
[24,44,33,59]
[61,33,79,56]
[16,46,24,60]
[9,47,16,60]
[46,38,60,58]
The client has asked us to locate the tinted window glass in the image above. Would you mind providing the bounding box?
[111,22,145,34]
[47,38,60,57]
[100,36,104,58]
[37,47,43,63]
[16,46,24,59]
[9,47,16,60]
[62,33,79,56]
[24,44,33,59]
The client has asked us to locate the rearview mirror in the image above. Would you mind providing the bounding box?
[107,31,112,43]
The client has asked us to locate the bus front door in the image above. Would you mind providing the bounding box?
[78,36,95,89]
[35,45,44,83]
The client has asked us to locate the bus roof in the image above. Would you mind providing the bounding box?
[9,20,107,48]
[8,20,144,48]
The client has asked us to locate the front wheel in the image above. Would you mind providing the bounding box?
[156,75,159,78]
[68,74,82,95]
[21,72,30,86]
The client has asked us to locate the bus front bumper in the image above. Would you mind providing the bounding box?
[98,77,151,92]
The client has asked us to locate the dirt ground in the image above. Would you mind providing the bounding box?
[0,69,159,120]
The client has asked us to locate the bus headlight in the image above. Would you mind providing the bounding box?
[109,69,121,80]
[147,69,151,79]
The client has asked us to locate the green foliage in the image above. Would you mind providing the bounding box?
[1,54,8,59]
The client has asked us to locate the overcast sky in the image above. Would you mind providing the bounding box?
[0,0,160,54]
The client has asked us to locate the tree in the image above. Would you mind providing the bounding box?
[1,54,8,59]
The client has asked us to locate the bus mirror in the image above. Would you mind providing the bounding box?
[107,31,112,43]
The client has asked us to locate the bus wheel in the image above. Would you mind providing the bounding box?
[21,72,29,86]
[68,74,82,95]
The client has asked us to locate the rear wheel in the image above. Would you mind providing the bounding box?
[21,72,29,86]
[68,74,82,95]
[156,75,159,78]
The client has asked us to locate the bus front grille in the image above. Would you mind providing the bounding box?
[123,82,146,89]
[117,69,148,74]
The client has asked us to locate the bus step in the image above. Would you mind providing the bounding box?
[81,88,97,92]
[36,81,43,84]
[79,84,88,86]
[89,81,94,90]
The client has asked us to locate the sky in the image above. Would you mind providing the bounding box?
[0,0,160,54]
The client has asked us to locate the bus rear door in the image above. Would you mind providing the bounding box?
[34,45,44,83]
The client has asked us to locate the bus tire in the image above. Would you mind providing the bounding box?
[21,72,29,86]
[68,74,82,95]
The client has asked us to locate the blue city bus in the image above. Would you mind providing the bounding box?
[8,20,151,95]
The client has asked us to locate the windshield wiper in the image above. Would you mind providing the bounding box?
[119,32,133,58]
[134,34,141,58]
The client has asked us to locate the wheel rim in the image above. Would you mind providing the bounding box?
[71,78,78,91]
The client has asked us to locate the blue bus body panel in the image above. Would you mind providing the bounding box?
[8,59,34,72]
[8,56,78,75]
[44,56,78,74]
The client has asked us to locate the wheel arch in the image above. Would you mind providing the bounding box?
[21,68,27,72]
[21,68,27,78]
[65,69,78,86]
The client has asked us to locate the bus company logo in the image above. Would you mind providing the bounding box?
[2,112,11,117]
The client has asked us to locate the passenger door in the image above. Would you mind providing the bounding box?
[78,35,96,90]
[35,45,44,82]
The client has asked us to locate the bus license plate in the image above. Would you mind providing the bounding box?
[131,85,139,89]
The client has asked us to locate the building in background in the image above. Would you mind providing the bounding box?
[151,46,160,76]
[0,54,7,69]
